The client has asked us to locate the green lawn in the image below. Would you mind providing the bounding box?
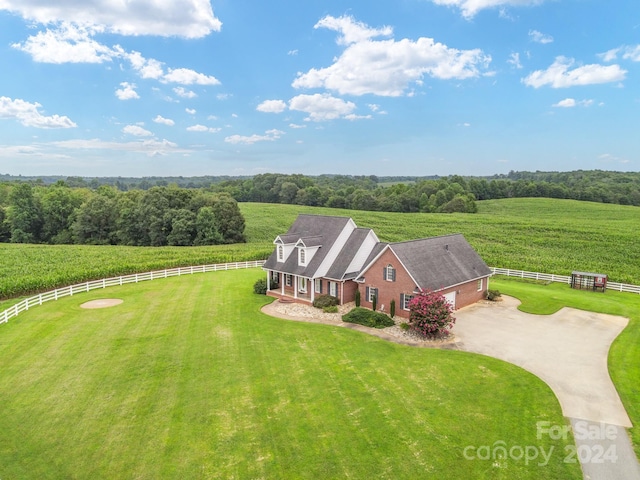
[491,277,640,458]
[0,269,580,479]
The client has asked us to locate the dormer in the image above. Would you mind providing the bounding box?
[274,233,298,263]
[295,236,323,267]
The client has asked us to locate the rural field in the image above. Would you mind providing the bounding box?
[1,197,639,473]
[0,269,581,479]
[1,198,639,302]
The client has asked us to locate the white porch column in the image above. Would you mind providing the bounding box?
[266,271,271,291]
[281,276,285,296]
[294,275,298,299]
[311,279,315,303]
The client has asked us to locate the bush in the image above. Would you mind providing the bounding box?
[313,294,339,309]
[253,278,268,295]
[372,294,377,312]
[323,305,338,313]
[354,289,361,307]
[399,322,410,331]
[390,299,396,318]
[342,307,394,329]
[486,289,502,301]
[408,290,455,337]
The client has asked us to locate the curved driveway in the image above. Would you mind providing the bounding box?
[453,296,640,480]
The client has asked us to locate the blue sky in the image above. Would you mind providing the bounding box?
[0,0,638,177]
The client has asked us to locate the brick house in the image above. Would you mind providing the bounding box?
[263,214,492,317]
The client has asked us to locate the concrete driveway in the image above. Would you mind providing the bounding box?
[454,296,640,480]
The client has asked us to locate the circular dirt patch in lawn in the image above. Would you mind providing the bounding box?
[80,299,123,309]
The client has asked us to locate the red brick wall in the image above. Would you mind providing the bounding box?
[357,249,489,318]
[342,280,358,304]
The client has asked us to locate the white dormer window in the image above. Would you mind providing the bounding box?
[277,245,284,262]
[299,247,306,266]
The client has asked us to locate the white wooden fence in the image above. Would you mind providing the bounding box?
[0,260,266,325]
[2,262,639,325]
[490,267,640,294]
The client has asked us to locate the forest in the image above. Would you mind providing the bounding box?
[0,183,245,246]
[1,169,639,246]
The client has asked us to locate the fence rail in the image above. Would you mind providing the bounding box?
[2,262,639,325]
[0,260,266,325]
[490,267,640,294]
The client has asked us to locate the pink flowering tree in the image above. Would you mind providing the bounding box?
[408,290,455,337]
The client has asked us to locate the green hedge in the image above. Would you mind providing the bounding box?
[342,307,394,329]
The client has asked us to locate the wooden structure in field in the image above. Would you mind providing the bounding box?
[571,271,607,292]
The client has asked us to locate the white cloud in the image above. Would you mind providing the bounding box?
[123,125,153,136]
[224,129,285,145]
[289,93,358,122]
[153,115,175,126]
[0,0,221,39]
[522,56,627,88]
[293,15,491,97]
[529,29,553,44]
[599,45,640,62]
[314,15,393,46]
[187,124,221,133]
[52,138,182,156]
[289,123,306,129]
[164,68,220,85]
[288,49,299,56]
[256,99,288,113]
[186,108,197,114]
[173,87,197,98]
[507,52,522,69]
[552,98,594,108]
[124,50,165,79]
[0,96,77,129]
[12,23,113,64]
[115,82,140,100]
[430,0,546,19]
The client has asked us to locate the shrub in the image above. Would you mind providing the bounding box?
[390,299,396,318]
[372,294,377,312]
[342,307,394,329]
[408,290,455,337]
[486,289,502,301]
[323,305,339,313]
[354,289,361,307]
[253,278,268,295]
[313,294,339,309]
[399,322,410,331]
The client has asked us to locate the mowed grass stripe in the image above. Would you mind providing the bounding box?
[0,269,581,479]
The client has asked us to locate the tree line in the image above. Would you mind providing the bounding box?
[210,173,478,213]
[0,182,245,246]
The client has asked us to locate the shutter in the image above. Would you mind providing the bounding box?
[391,268,396,281]
[383,267,387,280]
[400,293,405,310]
[366,287,370,301]
[319,279,323,293]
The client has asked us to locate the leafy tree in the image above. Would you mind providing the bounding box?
[194,206,223,245]
[72,194,118,244]
[211,193,246,244]
[39,183,86,243]
[166,209,197,246]
[408,290,455,337]
[8,183,42,243]
[0,206,11,242]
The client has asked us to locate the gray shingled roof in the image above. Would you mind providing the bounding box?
[263,214,352,277]
[389,234,492,291]
[324,228,373,280]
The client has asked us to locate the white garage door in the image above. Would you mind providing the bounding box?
[443,291,456,310]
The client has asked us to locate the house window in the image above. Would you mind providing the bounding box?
[277,245,284,262]
[366,287,378,303]
[401,294,414,311]
[299,277,307,293]
[329,281,337,297]
[477,278,483,291]
[285,274,292,287]
[314,279,323,294]
[384,264,396,282]
[299,248,306,266]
